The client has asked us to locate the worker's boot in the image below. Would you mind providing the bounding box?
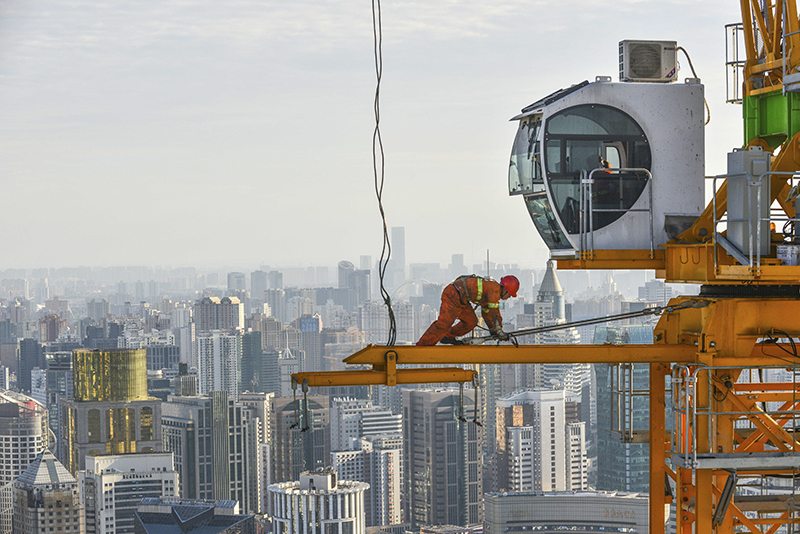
[439,337,464,345]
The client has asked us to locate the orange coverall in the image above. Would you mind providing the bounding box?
[416,276,505,346]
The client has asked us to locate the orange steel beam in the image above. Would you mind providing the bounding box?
[342,343,697,365]
[292,367,476,388]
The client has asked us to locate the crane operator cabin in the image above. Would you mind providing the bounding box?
[508,40,705,258]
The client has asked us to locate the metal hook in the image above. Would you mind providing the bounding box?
[457,382,467,422]
[290,377,300,429]
[472,375,482,427]
[301,379,310,432]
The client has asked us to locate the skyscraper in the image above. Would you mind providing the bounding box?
[495,389,588,493]
[196,330,242,399]
[62,349,162,474]
[330,438,401,526]
[251,270,268,301]
[18,338,43,393]
[193,297,244,332]
[12,450,83,534]
[162,392,260,513]
[402,389,482,528]
[227,272,246,292]
[330,398,402,451]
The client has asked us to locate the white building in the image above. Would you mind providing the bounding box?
[78,452,178,534]
[330,438,401,527]
[331,398,402,451]
[196,330,241,399]
[359,301,415,345]
[269,469,368,534]
[496,389,587,492]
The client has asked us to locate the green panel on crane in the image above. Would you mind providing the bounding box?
[743,90,800,148]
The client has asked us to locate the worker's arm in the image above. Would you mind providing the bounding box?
[480,282,504,332]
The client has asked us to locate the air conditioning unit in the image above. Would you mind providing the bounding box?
[619,40,678,83]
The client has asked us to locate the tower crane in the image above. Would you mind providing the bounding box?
[293,2,800,532]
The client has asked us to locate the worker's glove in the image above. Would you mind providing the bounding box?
[492,328,510,341]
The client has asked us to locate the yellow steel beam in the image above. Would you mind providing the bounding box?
[341,343,697,366]
[293,367,476,388]
[556,249,665,271]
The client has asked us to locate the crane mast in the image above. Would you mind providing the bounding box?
[293,3,800,533]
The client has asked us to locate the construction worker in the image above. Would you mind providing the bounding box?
[416,275,520,346]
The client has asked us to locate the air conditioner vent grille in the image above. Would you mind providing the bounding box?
[629,44,662,79]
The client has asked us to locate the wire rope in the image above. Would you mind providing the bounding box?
[372,0,396,346]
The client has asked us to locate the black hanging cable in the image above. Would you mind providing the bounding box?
[372,0,396,346]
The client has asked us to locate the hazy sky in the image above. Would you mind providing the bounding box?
[0,0,741,270]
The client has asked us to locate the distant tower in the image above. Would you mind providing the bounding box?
[227,272,246,292]
[538,260,565,320]
[12,450,83,534]
[338,261,355,289]
[193,296,244,332]
[61,349,162,474]
[251,270,268,300]
[269,470,368,534]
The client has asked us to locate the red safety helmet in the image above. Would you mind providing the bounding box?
[501,275,519,298]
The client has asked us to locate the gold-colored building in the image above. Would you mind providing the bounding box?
[62,349,162,474]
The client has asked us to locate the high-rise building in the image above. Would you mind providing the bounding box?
[134,497,255,534]
[263,350,299,397]
[87,299,110,322]
[270,395,330,483]
[12,450,83,534]
[269,469,368,534]
[402,389,482,528]
[297,314,322,373]
[338,261,355,290]
[0,391,49,534]
[161,392,260,513]
[267,271,283,290]
[193,297,244,332]
[360,301,415,345]
[495,389,588,493]
[145,344,180,371]
[79,452,178,534]
[62,349,162,474]
[227,272,247,292]
[251,270,268,301]
[265,289,286,324]
[330,398,402,451]
[30,352,73,461]
[330,438,401,526]
[18,338,43,393]
[196,331,241,399]
[38,314,67,344]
